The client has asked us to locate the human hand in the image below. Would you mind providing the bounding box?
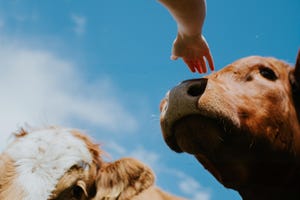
[171,33,214,73]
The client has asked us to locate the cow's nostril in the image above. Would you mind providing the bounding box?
[187,82,206,97]
[187,84,204,97]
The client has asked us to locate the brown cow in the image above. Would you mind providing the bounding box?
[0,127,185,200]
[160,50,300,200]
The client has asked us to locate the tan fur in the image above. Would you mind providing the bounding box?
[133,187,185,200]
[94,157,155,200]
[160,51,300,200]
[71,130,104,167]
[0,154,26,200]
[50,162,98,199]
[1,127,184,199]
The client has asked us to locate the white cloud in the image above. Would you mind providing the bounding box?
[0,18,4,29]
[128,146,161,170]
[137,150,211,200]
[0,42,138,151]
[177,172,211,200]
[104,142,161,171]
[104,141,127,156]
[13,12,39,23]
[103,142,211,200]
[71,14,86,35]
[126,147,210,199]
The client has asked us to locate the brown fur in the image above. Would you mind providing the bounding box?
[160,50,300,200]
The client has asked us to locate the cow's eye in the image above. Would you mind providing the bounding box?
[71,185,84,199]
[259,67,277,81]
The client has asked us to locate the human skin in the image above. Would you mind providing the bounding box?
[158,0,214,73]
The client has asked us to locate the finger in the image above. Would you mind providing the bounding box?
[183,58,196,73]
[202,57,208,73]
[204,51,215,71]
[188,62,196,73]
[190,61,197,73]
[195,59,203,74]
[193,60,202,74]
[199,58,207,74]
[171,55,179,60]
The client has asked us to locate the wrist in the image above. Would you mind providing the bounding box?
[177,31,202,41]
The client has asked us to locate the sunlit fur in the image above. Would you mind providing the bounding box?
[160,50,300,200]
[0,127,184,199]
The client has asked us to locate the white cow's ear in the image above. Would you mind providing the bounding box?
[94,157,155,200]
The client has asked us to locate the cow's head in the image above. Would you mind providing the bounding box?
[160,50,300,199]
[0,127,154,200]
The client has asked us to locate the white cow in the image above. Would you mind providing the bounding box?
[0,127,185,200]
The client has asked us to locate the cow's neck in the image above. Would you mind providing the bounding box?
[239,185,300,200]
[238,165,300,200]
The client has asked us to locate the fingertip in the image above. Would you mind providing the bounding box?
[193,60,201,74]
[199,58,206,74]
[201,66,207,74]
[188,63,196,73]
[196,63,203,74]
[205,53,215,71]
[209,61,215,71]
[203,65,207,74]
[183,58,196,73]
[171,55,178,60]
[203,64,207,74]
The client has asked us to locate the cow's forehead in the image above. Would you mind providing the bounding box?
[229,56,290,73]
[5,128,93,200]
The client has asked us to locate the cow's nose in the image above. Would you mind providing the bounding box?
[167,78,207,115]
[160,78,208,152]
[170,78,208,100]
[164,78,208,124]
[184,78,207,97]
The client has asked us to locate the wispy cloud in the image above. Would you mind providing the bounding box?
[71,14,86,35]
[0,18,4,29]
[0,41,137,151]
[13,12,39,23]
[178,174,211,200]
[104,141,211,200]
[128,146,161,170]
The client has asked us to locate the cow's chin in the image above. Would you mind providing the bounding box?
[165,114,225,155]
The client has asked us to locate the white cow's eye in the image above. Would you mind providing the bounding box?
[259,66,277,81]
[71,185,84,199]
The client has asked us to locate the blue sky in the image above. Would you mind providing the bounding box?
[0,0,299,199]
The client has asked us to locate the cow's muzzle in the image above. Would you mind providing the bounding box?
[160,78,208,152]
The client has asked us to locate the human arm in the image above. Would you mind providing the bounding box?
[158,0,214,73]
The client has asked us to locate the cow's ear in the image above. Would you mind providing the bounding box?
[290,49,300,92]
[94,157,155,200]
[290,49,300,122]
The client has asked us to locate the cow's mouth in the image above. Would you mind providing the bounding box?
[164,114,227,155]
